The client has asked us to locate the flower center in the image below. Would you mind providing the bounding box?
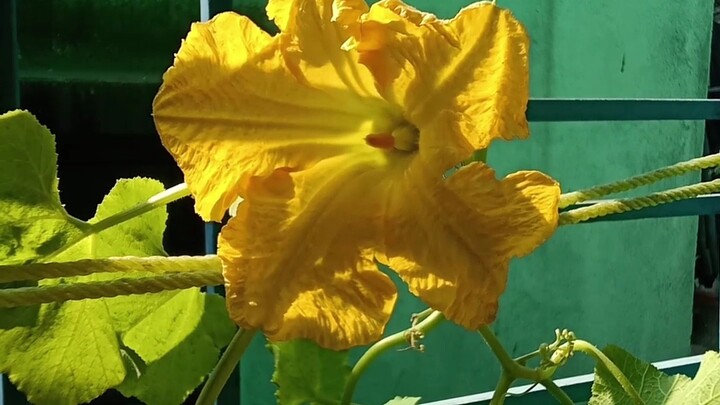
[364,122,419,153]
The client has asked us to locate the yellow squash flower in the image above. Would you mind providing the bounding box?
[153,0,561,350]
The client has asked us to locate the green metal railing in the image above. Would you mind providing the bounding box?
[526,98,720,121]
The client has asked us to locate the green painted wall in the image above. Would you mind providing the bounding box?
[13,0,714,404]
[233,1,714,404]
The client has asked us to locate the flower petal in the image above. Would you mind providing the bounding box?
[348,0,530,148]
[381,114,560,328]
[270,0,370,30]
[153,11,396,221]
[385,165,559,328]
[266,0,294,31]
[332,0,369,25]
[218,155,397,350]
[269,0,381,100]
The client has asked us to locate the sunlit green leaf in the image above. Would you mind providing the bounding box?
[116,291,236,405]
[0,110,86,265]
[589,345,720,404]
[271,339,351,405]
[0,110,235,405]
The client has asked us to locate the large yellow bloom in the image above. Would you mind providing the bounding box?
[153,0,561,350]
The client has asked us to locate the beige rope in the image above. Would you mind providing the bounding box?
[559,152,720,209]
[0,255,221,283]
[0,270,224,308]
[559,179,720,225]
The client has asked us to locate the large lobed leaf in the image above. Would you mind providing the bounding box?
[589,345,720,404]
[0,110,235,405]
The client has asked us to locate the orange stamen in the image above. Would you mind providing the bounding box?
[365,133,395,149]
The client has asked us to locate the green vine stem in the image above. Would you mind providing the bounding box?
[44,183,191,261]
[489,371,514,405]
[91,183,191,233]
[477,326,556,382]
[514,349,540,366]
[340,310,445,405]
[573,340,644,405]
[480,329,642,405]
[539,379,574,405]
[196,328,258,405]
[479,326,576,404]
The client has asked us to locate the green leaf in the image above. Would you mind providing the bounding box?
[53,178,167,260]
[116,292,236,405]
[0,178,170,404]
[589,345,720,404]
[271,339,351,405]
[675,350,720,402]
[0,110,235,405]
[0,110,86,264]
[383,397,422,405]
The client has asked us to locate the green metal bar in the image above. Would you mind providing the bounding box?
[527,98,720,122]
[0,0,19,111]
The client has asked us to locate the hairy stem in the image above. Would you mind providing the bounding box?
[340,311,445,405]
[574,340,643,405]
[196,328,257,405]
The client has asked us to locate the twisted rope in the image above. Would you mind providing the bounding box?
[0,255,221,283]
[559,179,720,225]
[558,152,720,209]
[5,155,720,307]
[0,270,224,308]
